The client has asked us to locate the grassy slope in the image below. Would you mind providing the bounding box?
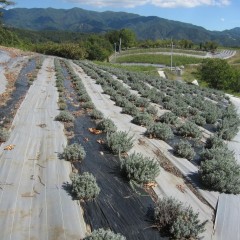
[115,53,203,66]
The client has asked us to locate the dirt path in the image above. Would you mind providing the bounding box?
[71,61,214,239]
[0,57,86,240]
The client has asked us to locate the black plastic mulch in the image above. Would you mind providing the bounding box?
[0,58,36,126]
[61,66,165,240]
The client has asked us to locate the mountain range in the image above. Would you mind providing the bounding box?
[2,8,240,46]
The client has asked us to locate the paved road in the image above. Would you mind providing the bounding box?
[0,57,86,240]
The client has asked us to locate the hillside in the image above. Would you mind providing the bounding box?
[2,8,240,47]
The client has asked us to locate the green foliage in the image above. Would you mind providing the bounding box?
[178,121,202,139]
[174,140,195,160]
[97,118,117,133]
[84,228,126,240]
[0,128,9,142]
[154,197,206,239]
[116,54,203,66]
[202,104,220,124]
[200,156,240,194]
[120,152,160,184]
[132,112,154,126]
[90,109,104,120]
[121,102,139,116]
[55,111,75,122]
[170,207,206,239]
[106,28,136,49]
[159,112,179,126]
[198,58,236,90]
[83,35,113,61]
[154,197,182,231]
[59,102,67,110]
[62,143,86,162]
[200,146,234,162]
[107,131,134,154]
[82,101,94,109]
[146,105,158,117]
[70,172,100,200]
[34,42,87,59]
[146,123,173,141]
[135,97,150,108]
[191,114,206,126]
[205,135,225,149]
[0,27,21,46]
[216,105,240,140]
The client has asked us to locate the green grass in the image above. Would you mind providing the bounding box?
[181,65,199,83]
[115,54,203,66]
[121,48,206,56]
[94,61,159,76]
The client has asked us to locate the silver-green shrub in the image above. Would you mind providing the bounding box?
[146,123,173,141]
[82,101,94,109]
[107,131,134,154]
[0,128,9,142]
[159,112,179,126]
[146,105,158,117]
[55,111,74,122]
[120,152,160,184]
[191,114,206,126]
[132,112,154,127]
[97,118,117,133]
[174,140,195,160]
[70,172,100,200]
[200,157,240,194]
[90,109,104,120]
[154,197,206,239]
[170,207,206,239]
[178,121,202,139]
[62,143,86,162]
[205,135,225,149]
[83,228,126,240]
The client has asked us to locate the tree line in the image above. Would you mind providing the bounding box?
[198,58,240,93]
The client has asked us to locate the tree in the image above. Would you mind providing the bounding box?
[198,58,235,90]
[0,1,14,23]
[106,28,136,50]
[83,35,112,61]
[119,28,136,49]
[202,41,218,52]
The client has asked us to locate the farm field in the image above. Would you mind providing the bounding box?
[0,47,240,239]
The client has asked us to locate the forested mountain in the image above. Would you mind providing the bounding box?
[1,8,240,46]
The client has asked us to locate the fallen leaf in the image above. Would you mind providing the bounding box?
[88,128,102,135]
[97,139,105,144]
[4,145,15,150]
[144,182,157,188]
[176,184,185,193]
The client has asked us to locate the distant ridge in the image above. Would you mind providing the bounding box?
[2,8,240,46]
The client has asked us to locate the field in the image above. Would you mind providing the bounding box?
[115,53,204,66]
[0,47,240,239]
[119,48,206,56]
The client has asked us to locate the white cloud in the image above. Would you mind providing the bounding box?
[65,0,231,8]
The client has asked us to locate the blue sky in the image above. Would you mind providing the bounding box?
[11,0,240,31]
